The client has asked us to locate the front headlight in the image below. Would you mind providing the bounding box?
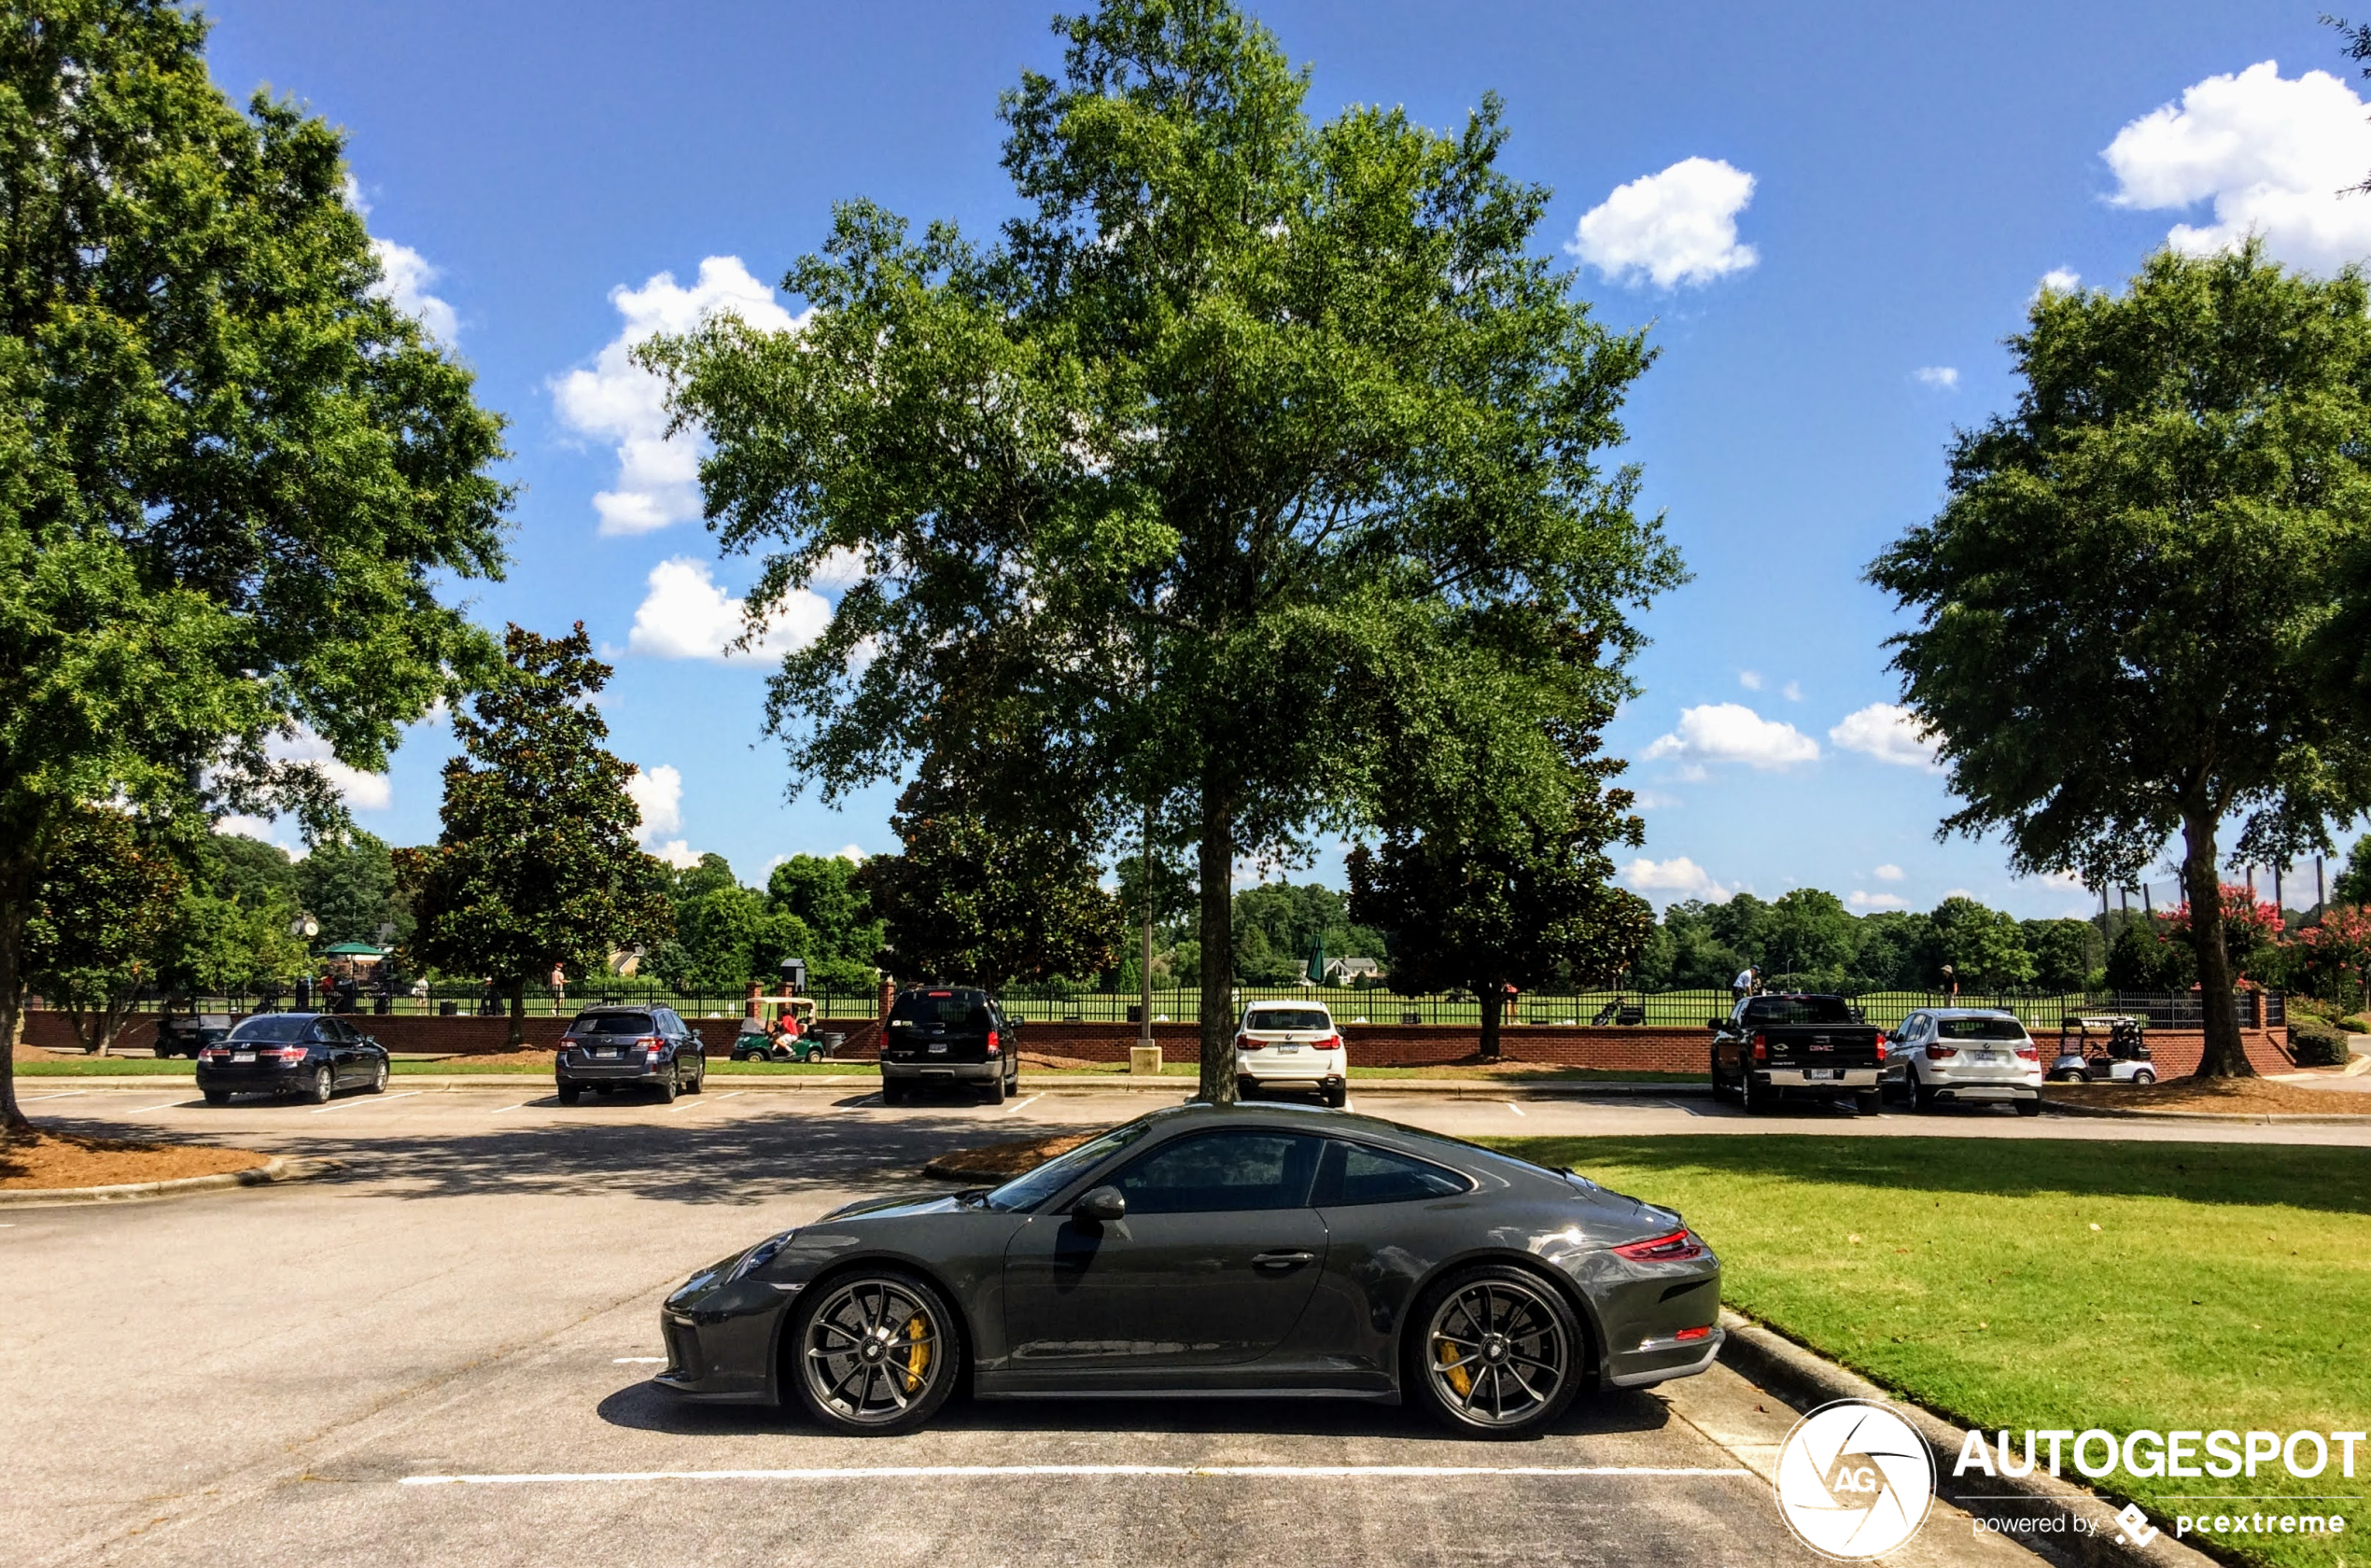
[727,1230,796,1282]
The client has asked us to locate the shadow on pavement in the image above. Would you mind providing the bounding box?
[594,1378,1675,1443]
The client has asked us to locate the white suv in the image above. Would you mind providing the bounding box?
[1234,1001,1348,1107]
[1884,1008,2042,1115]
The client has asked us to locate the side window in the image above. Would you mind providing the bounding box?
[660,1010,683,1036]
[1318,1141,1469,1206]
[1106,1132,1324,1215]
[307,1020,337,1043]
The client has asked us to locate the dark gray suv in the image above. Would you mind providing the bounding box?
[555,1006,707,1103]
[878,987,1021,1104]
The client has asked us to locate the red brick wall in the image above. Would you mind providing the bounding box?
[21,1010,882,1058]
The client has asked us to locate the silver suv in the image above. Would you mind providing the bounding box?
[1883,1008,2042,1114]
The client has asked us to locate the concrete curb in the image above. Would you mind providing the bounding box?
[16,1073,1715,1099]
[0,1155,341,1208]
[1716,1309,2218,1568]
[2041,1099,2369,1127]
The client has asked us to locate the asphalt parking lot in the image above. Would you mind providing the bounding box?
[4,1082,2309,1568]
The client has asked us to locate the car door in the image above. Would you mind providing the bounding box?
[1000,1129,1328,1384]
[309,1018,347,1083]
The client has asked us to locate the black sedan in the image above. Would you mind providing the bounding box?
[656,1101,1721,1437]
[195,1013,390,1104]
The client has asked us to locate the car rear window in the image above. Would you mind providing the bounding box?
[569,1012,654,1036]
[1243,1009,1330,1032]
[1743,996,1857,1025]
[1935,1017,2027,1041]
[227,1015,311,1043]
[890,993,990,1029]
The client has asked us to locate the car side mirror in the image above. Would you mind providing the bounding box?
[1073,1186,1126,1224]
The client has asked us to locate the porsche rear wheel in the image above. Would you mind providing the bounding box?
[791,1271,961,1435]
[1410,1266,1581,1438]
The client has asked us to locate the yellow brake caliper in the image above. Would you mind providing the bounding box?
[905,1313,931,1392]
[1436,1337,1471,1398]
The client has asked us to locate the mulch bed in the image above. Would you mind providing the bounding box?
[2043,1075,2371,1116]
[0,1127,268,1189]
[921,1131,1097,1183]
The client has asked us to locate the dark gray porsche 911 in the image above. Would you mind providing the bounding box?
[656,1101,1721,1437]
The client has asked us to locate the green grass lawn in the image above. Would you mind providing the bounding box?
[1490,1135,2368,1568]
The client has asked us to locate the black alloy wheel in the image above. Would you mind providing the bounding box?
[685,1062,704,1094]
[1707,1047,1732,1101]
[1740,1069,1768,1115]
[368,1059,389,1094]
[1324,1082,1348,1109]
[306,1065,334,1105]
[984,1068,1005,1105]
[656,1067,679,1104]
[1410,1266,1581,1437]
[791,1271,961,1435]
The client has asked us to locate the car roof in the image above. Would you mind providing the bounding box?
[1920,1007,2024,1018]
[1118,1100,1544,1178]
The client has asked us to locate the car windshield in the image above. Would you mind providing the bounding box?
[569,1013,653,1035]
[891,993,989,1029]
[1744,996,1857,1025]
[1243,1009,1330,1032]
[1935,1016,2027,1041]
[226,1015,311,1043]
[982,1121,1156,1211]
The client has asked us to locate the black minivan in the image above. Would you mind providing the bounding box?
[878,987,1020,1104]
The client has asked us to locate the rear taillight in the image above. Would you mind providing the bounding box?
[1320,1033,1341,1052]
[1875,1039,1889,1061]
[264,1045,309,1060]
[1236,1032,1260,1052]
[2014,1044,2039,1060]
[985,1029,1000,1057]
[1613,1229,1706,1263]
[1750,1032,1767,1063]
[199,1047,229,1062]
[1929,1043,1958,1059]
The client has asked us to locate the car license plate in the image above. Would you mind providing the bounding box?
[232,1051,255,1063]
[1975,1051,2002,1063]
[1276,1045,1300,1054]
[1805,1068,1838,1080]
[928,1043,947,1054]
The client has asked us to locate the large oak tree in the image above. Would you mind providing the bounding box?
[647,0,1678,1099]
[0,3,512,1127]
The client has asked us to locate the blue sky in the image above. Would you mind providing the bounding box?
[201,0,2367,916]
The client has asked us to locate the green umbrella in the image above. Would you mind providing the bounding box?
[1306,932,1326,989]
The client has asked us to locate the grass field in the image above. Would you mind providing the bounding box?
[1491,1134,2369,1567]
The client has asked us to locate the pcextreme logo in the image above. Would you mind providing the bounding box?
[1774,1399,1938,1560]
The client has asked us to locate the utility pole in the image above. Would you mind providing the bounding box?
[2317,855,2326,915]
[1139,803,1155,1056]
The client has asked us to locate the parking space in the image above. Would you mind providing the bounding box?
[2,1089,2058,1568]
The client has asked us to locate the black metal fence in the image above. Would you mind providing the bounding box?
[34,983,2282,1031]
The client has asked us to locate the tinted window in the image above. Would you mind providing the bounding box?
[890,992,990,1029]
[986,1122,1157,1211]
[1109,1132,1323,1214]
[1743,996,1856,1026]
[1321,1141,1468,1205]
[569,1012,654,1036]
[227,1015,312,1043]
[1243,1009,1331,1032]
[1935,1016,2027,1041]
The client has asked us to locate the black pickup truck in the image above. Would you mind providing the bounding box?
[1707,993,1888,1115]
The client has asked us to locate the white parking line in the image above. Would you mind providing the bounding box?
[1003,1094,1043,1115]
[490,1101,533,1114]
[313,1090,422,1115]
[401,1463,1753,1487]
[1505,1101,1526,1117]
[121,1099,200,1114]
[611,1357,666,1365]
[668,1090,746,1113]
[21,1090,87,1101]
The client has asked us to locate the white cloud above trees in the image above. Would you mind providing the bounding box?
[1569,157,1760,288]
[2104,61,2371,273]
[626,763,700,868]
[1645,703,1820,769]
[1828,704,1942,769]
[552,257,802,535]
[1622,855,1733,903]
[627,557,832,662]
[369,238,458,342]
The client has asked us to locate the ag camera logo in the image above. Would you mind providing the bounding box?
[1775,1399,1938,1559]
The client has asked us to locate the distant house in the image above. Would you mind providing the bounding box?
[1326,957,1382,986]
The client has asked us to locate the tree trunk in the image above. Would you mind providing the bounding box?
[2182,805,2254,1078]
[1196,782,1236,1104]
[0,866,27,1136]
[505,977,526,1050]
[1476,977,1503,1063]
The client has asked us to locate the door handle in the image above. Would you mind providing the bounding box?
[1251,1251,1315,1269]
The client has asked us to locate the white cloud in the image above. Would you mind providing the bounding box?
[1913,366,1958,389]
[1829,703,1943,770]
[370,238,458,343]
[1847,890,1910,911]
[1644,703,1819,770]
[809,547,867,590]
[1622,856,1732,903]
[1943,887,1979,902]
[2104,61,2371,273]
[2035,869,2089,892]
[1632,790,1682,810]
[1781,680,1803,703]
[836,843,865,863]
[1873,863,1905,882]
[1569,157,1760,288]
[271,728,390,812]
[551,257,802,535]
[1738,669,1764,691]
[2036,267,2082,297]
[625,763,699,868]
[627,556,831,662]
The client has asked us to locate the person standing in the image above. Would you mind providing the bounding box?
[548,962,567,1015]
[1732,964,1761,1001]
